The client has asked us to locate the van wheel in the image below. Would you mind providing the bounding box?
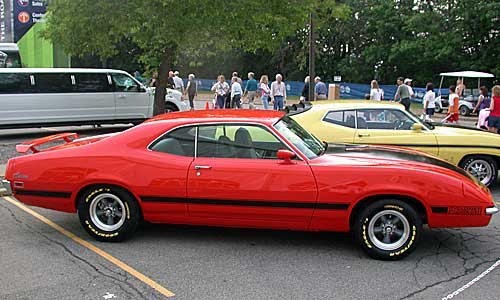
[460,155,498,187]
[435,103,442,113]
[459,105,470,116]
[353,199,421,260]
[77,186,140,242]
[165,103,179,113]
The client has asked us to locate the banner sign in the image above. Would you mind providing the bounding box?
[0,0,13,42]
[13,0,47,42]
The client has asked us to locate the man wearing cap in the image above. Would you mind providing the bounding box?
[404,78,415,99]
[173,71,184,93]
[314,76,327,100]
[394,77,411,111]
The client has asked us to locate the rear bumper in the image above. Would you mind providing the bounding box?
[1,179,12,196]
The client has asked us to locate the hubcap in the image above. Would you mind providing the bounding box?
[368,210,410,251]
[89,193,126,232]
[465,159,493,184]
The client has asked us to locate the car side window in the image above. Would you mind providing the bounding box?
[323,110,356,128]
[197,124,288,159]
[356,109,414,130]
[74,73,112,92]
[149,126,195,157]
[112,73,140,92]
[33,73,73,93]
[0,73,35,93]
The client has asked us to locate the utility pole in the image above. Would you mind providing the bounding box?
[308,13,315,102]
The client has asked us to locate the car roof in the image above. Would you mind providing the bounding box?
[309,100,404,110]
[439,71,494,78]
[0,68,131,74]
[145,109,286,125]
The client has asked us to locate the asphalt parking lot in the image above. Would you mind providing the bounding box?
[1,113,499,300]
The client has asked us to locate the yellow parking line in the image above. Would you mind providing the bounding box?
[2,196,175,298]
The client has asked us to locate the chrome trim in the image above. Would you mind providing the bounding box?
[485,206,499,215]
[1,179,12,196]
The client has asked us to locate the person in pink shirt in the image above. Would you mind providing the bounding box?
[488,85,500,134]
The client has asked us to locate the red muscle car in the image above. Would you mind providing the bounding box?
[3,110,498,260]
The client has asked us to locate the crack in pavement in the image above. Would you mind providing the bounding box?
[0,201,150,300]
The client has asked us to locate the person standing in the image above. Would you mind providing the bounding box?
[314,76,327,100]
[230,76,243,109]
[270,74,287,110]
[446,85,460,124]
[300,76,310,102]
[173,71,184,93]
[244,72,258,109]
[404,78,415,100]
[166,71,175,89]
[456,79,466,98]
[211,75,229,109]
[369,80,384,101]
[423,82,436,121]
[394,77,411,110]
[148,71,158,87]
[473,86,491,114]
[488,85,500,134]
[259,75,271,110]
[185,73,197,110]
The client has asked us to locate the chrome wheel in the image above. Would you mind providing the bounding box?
[89,193,126,232]
[465,159,493,184]
[368,210,410,251]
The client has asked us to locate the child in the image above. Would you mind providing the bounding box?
[423,82,436,122]
[445,85,459,124]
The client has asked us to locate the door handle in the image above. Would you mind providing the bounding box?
[358,133,370,137]
[118,94,126,99]
[194,165,212,170]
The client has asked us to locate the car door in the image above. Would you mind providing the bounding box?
[111,72,151,119]
[187,124,317,230]
[353,108,438,156]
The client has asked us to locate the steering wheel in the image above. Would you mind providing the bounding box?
[393,120,404,130]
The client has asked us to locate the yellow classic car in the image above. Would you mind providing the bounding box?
[290,100,500,186]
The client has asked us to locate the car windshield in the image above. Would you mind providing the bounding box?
[405,110,434,130]
[274,116,325,159]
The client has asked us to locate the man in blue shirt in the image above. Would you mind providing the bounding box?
[244,72,258,109]
[314,76,327,100]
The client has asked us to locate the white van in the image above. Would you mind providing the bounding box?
[0,43,22,68]
[0,68,188,129]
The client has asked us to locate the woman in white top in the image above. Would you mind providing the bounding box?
[259,75,271,110]
[423,82,436,121]
[230,76,242,109]
[211,75,229,109]
[369,80,384,101]
[270,74,286,110]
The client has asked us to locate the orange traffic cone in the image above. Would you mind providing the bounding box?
[205,101,210,110]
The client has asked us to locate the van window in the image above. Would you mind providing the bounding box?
[112,73,140,92]
[74,73,112,92]
[33,73,74,93]
[0,73,35,93]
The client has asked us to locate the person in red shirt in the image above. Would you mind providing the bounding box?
[488,85,500,134]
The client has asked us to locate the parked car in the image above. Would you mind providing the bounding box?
[290,100,500,186]
[3,110,497,260]
[0,68,188,129]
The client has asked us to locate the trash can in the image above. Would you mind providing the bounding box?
[328,84,340,100]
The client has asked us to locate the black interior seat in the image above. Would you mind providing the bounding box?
[216,135,236,158]
[234,128,257,158]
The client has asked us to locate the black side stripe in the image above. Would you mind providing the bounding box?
[140,196,349,210]
[15,190,71,198]
[431,206,448,214]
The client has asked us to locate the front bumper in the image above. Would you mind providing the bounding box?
[486,206,499,215]
[1,179,12,196]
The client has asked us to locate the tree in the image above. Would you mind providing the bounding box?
[43,0,344,114]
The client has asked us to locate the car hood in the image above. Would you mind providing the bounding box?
[430,125,500,147]
[323,143,475,181]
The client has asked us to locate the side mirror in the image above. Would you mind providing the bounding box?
[411,123,423,132]
[277,149,296,163]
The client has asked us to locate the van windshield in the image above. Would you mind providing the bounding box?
[0,51,22,68]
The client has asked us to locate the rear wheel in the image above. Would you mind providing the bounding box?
[460,155,498,187]
[353,199,421,260]
[435,103,442,113]
[77,186,140,242]
[459,105,470,116]
[165,102,179,113]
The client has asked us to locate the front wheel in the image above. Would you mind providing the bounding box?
[165,102,179,113]
[354,199,422,260]
[435,103,442,113]
[459,105,470,116]
[77,186,140,242]
[460,155,498,187]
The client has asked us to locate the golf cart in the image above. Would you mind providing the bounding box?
[435,71,494,115]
